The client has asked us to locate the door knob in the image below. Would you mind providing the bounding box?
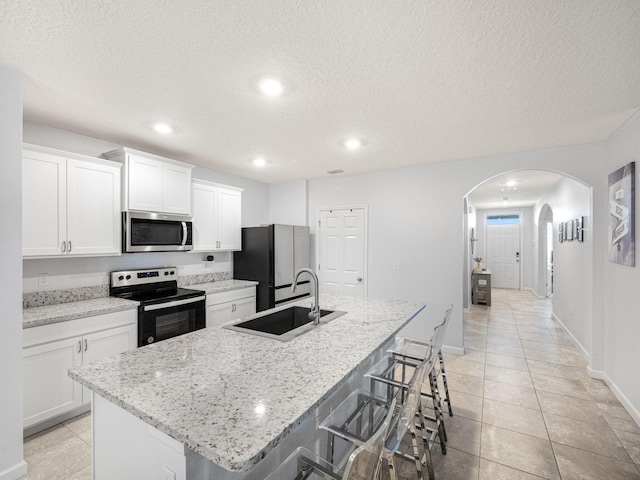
[357,277,363,282]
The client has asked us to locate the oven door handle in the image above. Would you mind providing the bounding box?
[143,296,204,312]
[181,221,188,246]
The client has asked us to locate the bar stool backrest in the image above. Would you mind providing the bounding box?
[343,396,398,480]
[431,304,453,353]
[384,344,434,454]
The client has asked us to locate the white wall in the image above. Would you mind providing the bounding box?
[474,206,535,291]
[535,178,592,353]
[268,180,308,226]
[308,143,607,361]
[0,64,27,479]
[603,110,640,422]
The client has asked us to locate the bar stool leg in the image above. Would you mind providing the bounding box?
[439,348,453,417]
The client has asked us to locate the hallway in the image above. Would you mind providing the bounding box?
[420,288,640,479]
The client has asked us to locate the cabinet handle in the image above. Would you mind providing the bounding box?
[84,339,88,352]
[232,303,236,312]
[62,241,67,253]
[68,241,72,253]
[78,340,82,353]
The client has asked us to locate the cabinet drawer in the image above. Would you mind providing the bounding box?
[206,287,255,307]
[24,309,137,348]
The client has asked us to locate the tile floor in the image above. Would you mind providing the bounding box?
[22,289,640,479]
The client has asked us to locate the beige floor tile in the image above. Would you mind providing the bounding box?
[485,364,533,388]
[480,424,560,480]
[487,335,522,348]
[486,344,525,358]
[526,359,589,382]
[479,458,547,480]
[553,442,640,480]
[523,348,572,365]
[536,390,609,426]
[444,355,485,378]
[483,379,540,410]
[485,352,529,372]
[23,424,76,460]
[430,446,480,480]
[22,435,91,480]
[460,347,486,364]
[446,389,483,422]
[598,403,640,435]
[531,373,592,400]
[64,412,91,437]
[446,371,485,397]
[543,411,631,462]
[440,415,482,455]
[581,378,622,405]
[483,398,547,439]
[616,429,640,465]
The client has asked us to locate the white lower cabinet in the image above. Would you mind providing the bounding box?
[206,287,256,327]
[23,309,137,430]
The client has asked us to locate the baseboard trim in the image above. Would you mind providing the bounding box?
[587,367,640,428]
[442,345,464,356]
[551,312,590,362]
[0,460,28,480]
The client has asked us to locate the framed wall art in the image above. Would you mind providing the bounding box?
[608,162,635,267]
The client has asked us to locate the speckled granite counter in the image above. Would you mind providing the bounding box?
[23,297,139,329]
[69,295,425,473]
[191,279,258,295]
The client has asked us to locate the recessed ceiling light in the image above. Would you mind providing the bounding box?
[253,157,267,167]
[153,123,172,134]
[342,138,363,150]
[505,180,517,187]
[257,77,284,96]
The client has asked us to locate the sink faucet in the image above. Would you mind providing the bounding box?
[292,268,320,325]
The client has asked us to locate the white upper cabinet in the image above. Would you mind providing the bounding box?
[22,145,121,257]
[192,180,242,251]
[106,148,193,215]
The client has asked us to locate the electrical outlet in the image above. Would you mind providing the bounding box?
[38,273,49,286]
[393,262,402,271]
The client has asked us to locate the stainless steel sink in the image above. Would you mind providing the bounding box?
[223,306,346,341]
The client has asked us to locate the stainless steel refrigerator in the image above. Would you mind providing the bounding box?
[233,224,311,312]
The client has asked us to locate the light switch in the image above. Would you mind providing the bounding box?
[393,262,402,271]
[38,273,48,286]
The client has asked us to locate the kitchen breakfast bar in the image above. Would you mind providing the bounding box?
[69,295,425,479]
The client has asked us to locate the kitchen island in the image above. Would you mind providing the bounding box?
[69,294,425,479]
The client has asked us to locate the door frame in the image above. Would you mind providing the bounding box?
[316,205,369,297]
[482,210,524,290]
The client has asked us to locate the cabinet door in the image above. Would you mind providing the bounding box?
[192,183,219,251]
[66,159,121,255]
[206,302,232,327]
[82,324,137,403]
[128,154,164,212]
[22,150,67,256]
[163,163,192,215]
[217,188,242,250]
[231,297,256,321]
[23,336,83,428]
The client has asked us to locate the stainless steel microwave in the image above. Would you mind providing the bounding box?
[122,211,193,253]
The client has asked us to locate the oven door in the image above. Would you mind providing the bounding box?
[124,211,193,253]
[138,297,205,347]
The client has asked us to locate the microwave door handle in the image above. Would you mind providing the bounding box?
[143,296,204,312]
[181,221,188,246]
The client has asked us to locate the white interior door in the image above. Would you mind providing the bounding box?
[318,208,366,297]
[487,223,520,289]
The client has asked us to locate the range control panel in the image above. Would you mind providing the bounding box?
[110,267,177,288]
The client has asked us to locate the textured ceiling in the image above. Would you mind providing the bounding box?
[467,170,564,209]
[2,1,640,183]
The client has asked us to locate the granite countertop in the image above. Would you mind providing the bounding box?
[69,295,425,472]
[23,279,258,329]
[191,279,258,295]
[23,297,140,329]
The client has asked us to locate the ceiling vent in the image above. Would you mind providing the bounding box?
[327,169,344,175]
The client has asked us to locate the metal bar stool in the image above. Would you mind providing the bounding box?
[389,305,454,417]
[320,346,435,480]
[265,397,397,480]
